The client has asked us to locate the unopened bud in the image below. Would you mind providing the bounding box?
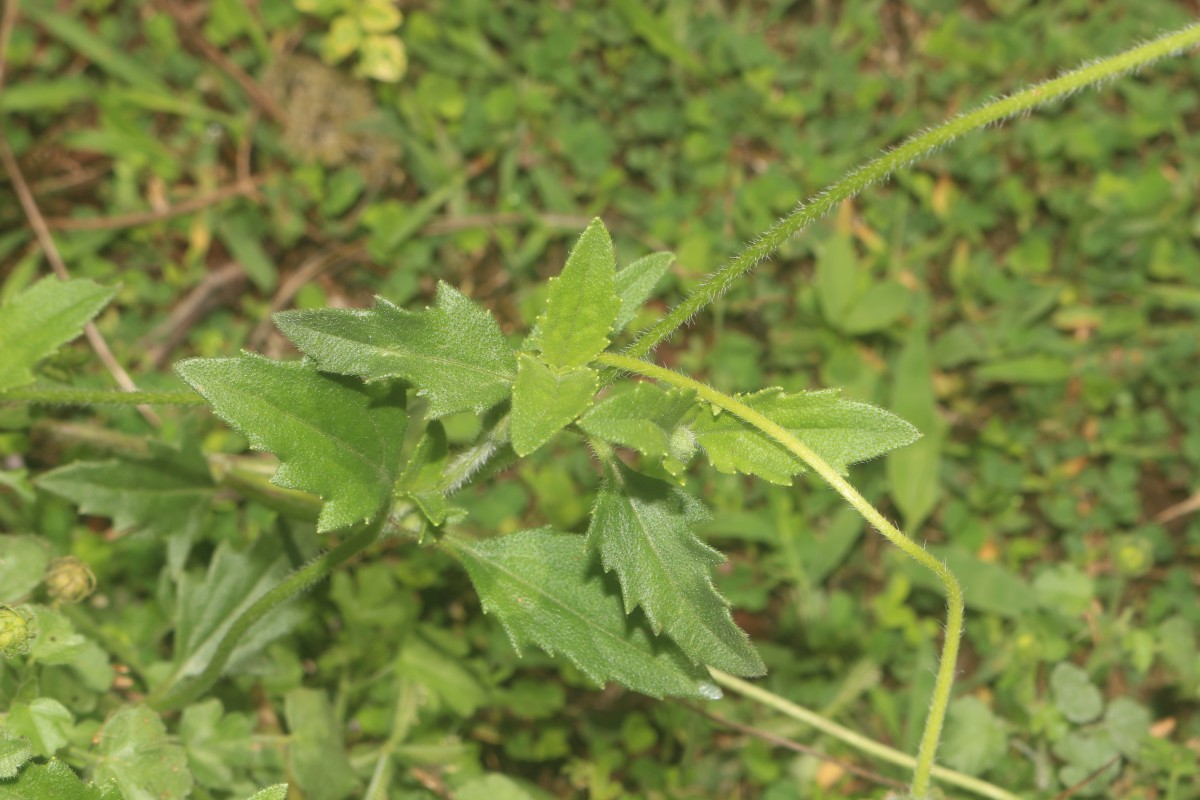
[45,556,97,604]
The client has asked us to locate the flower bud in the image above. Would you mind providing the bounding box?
[45,556,97,604]
[0,605,35,658]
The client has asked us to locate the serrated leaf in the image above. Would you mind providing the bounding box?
[284,689,358,800]
[693,388,920,485]
[0,758,114,800]
[172,537,305,682]
[275,282,515,418]
[94,706,192,800]
[36,441,214,574]
[533,219,619,368]
[579,383,696,472]
[175,353,407,532]
[0,277,116,392]
[3,699,73,758]
[589,461,763,676]
[614,251,674,332]
[510,355,597,456]
[446,528,720,699]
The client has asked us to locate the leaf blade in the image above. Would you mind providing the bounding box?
[510,355,597,456]
[446,528,719,699]
[275,281,516,417]
[589,462,764,676]
[533,219,619,369]
[0,277,116,392]
[175,354,407,531]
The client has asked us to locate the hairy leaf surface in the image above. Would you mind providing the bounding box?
[275,281,516,417]
[579,382,696,474]
[0,758,116,800]
[510,355,597,456]
[176,354,406,531]
[589,461,763,676]
[694,388,920,485]
[0,277,116,392]
[614,251,674,332]
[446,528,720,699]
[533,218,619,368]
[94,706,192,800]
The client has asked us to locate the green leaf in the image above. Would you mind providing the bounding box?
[36,442,215,574]
[589,461,763,676]
[173,537,305,682]
[395,629,489,716]
[179,699,256,790]
[0,758,113,800]
[0,535,50,602]
[94,706,192,800]
[395,421,449,525]
[815,234,860,322]
[614,252,674,333]
[215,215,278,292]
[284,689,358,800]
[0,731,33,780]
[578,383,696,474]
[2,699,73,758]
[30,607,88,666]
[939,696,1008,776]
[1051,662,1104,724]
[510,355,597,456]
[275,282,516,418]
[242,787,288,800]
[445,528,720,699]
[0,277,116,392]
[693,388,920,485]
[175,354,407,532]
[887,328,944,531]
[1104,697,1151,759]
[533,219,619,369]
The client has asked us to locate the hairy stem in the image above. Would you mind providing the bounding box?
[596,352,963,798]
[622,23,1200,362]
[1,387,207,407]
[148,517,386,712]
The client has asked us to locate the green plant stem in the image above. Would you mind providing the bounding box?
[709,670,1021,800]
[1,386,206,406]
[147,517,386,712]
[621,23,1200,363]
[596,352,963,799]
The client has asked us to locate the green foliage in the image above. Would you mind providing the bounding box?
[589,460,763,676]
[510,357,597,456]
[175,354,408,532]
[0,277,115,392]
[692,388,920,485]
[275,283,516,418]
[445,529,718,700]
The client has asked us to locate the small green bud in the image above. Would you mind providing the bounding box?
[0,605,35,658]
[45,556,97,604]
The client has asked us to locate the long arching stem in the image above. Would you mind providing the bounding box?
[596,352,963,798]
[620,23,1200,364]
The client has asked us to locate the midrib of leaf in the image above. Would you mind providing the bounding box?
[450,537,656,655]
[357,339,514,383]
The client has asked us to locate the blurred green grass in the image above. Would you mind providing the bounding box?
[3,1,1200,797]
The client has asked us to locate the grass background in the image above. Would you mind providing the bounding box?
[2,1,1200,798]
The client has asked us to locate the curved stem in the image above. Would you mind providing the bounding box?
[596,352,963,798]
[148,518,385,712]
[621,23,1200,362]
[1,387,206,407]
[709,670,1020,800]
